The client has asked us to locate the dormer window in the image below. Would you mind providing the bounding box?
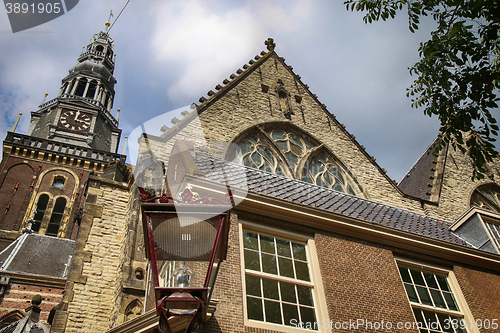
[52,176,65,189]
[451,207,500,254]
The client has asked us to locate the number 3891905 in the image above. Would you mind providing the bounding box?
[5,3,61,14]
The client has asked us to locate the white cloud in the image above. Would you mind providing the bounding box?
[149,0,315,101]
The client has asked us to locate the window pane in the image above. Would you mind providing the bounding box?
[247,297,264,321]
[430,289,446,309]
[264,300,282,324]
[260,235,275,254]
[436,275,450,291]
[244,250,260,271]
[422,310,440,331]
[297,285,313,306]
[263,278,279,300]
[443,292,459,311]
[399,267,412,283]
[292,243,307,261]
[299,307,316,327]
[261,253,278,275]
[413,308,426,328]
[246,275,261,297]
[277,239,291,257]
[295,261,310,281]
[404,284,419,302]
[411,269,426,286]
[243,231,259,250]
[424,272,439,289]
[417,286,433,306]
[283,303,299,327]
[437,313,453,333]
[280,282,297,303]
[279,257,294,278]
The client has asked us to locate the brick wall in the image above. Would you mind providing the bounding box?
[0,154,92,238]
[315,232,417,332]
[0,278,64,327]
[454,265,500,332]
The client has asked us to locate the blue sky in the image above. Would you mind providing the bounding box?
[0,0,444,182]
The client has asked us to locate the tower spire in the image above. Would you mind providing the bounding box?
[57,23,117,113]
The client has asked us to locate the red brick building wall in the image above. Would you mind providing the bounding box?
[454,266,500,332]
[0,275,64,327]
[0,154,92,240]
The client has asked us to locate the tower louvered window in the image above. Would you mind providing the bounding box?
[231,125,358,195]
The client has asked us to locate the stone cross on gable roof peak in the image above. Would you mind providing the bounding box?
[265,38,276,51]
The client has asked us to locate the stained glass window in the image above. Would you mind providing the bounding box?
[233,126,358,195]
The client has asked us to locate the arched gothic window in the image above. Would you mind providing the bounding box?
[231,125,358,196]
[470,184,500,212]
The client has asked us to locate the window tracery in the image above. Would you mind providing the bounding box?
[232,125,358,196]
[470,184,500,212]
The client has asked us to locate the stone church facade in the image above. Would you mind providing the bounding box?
[0,27,499,333]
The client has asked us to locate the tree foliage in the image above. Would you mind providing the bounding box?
[345,0,500,179]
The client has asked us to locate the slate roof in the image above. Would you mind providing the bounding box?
[398,137,445,202]
[0,233,74,278]
[193,154,470,247]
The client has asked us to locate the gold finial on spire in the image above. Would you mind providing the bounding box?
[105,10,113,32]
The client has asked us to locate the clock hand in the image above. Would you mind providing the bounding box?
[74,111,80,120]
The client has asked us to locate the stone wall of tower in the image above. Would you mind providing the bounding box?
[62,177,133,332]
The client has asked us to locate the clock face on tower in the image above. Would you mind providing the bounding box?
[59,110,91,132]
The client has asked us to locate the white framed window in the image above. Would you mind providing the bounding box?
[397,259,479,333]
[239,222,330,332]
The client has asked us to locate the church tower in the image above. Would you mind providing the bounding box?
[28,23,121,152]
[0,23,124,249]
